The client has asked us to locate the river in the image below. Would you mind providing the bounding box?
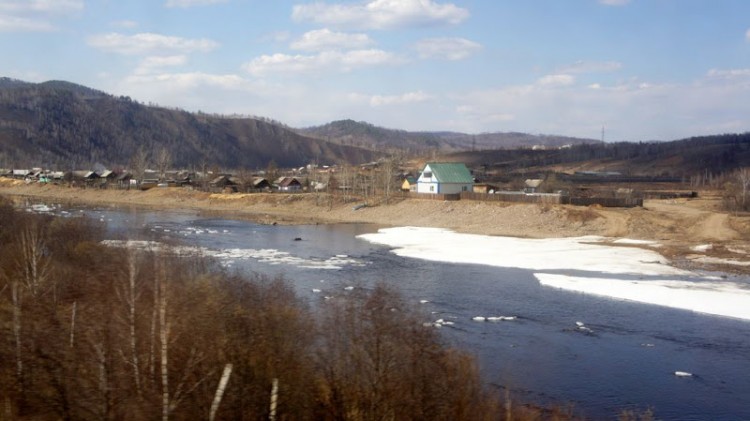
[30,202,750,420]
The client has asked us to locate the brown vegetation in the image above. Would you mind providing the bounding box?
[0,200,515,420]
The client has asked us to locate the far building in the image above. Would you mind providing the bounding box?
[416,162,474,194]
[401,176,417,192]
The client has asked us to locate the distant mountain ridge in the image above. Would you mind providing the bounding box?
[0,78,375,169]
[297,119,601,154]
[0,77,746,178]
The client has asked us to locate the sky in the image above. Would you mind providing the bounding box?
[1,0,749,142]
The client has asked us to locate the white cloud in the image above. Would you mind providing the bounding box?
[0,14,54,31]
[134,55,188,75]
[598,0,631,6]
[244,49,402,76]
[260,31,292,43]
[88,32,219,55]
[111,20,138,29]
[413,37,481,61]
[0,0,82,32]
[707,68,750,79]
[164,0,228,8]
[125,72,246,90]
[0,0,83,14]
[746,28,750,41]
[290,28,374,52]
[536,74,575,86]
[369,91,432,106]
[558,60,622,74]
[291,0,469,30]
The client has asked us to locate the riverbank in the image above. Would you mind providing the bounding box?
[2,178,749,273]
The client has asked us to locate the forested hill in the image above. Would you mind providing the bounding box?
[298,119,601,153]
[0,78,375,169]
[445,132,750,177]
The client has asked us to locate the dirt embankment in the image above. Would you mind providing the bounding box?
[2,178,749,273]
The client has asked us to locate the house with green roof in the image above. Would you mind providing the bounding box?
[417,162,474,194]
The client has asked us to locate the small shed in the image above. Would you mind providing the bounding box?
[473,183,499,194]
[524,179,544,193]
[401,176,417,192]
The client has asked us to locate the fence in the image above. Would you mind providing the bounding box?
[404,192,461,201]
[460,191,565,205]
[568,197,643,208]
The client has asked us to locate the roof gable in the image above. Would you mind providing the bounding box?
[422,162,473,184]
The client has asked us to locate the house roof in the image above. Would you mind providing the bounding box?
[278,177,301,187]
[423,163,473,183]
[525,179,543,188]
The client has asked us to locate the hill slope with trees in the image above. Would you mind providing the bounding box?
[0,78,375,169]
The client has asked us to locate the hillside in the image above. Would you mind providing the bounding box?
[440,133,750,178]
[0,78,375,169]
[298,119,600,154]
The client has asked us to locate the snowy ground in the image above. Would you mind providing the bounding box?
[358,227,750,321]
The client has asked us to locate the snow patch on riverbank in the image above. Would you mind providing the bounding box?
[358,227,687,276]
[357,227,750,321]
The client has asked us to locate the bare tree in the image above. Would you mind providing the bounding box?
[131,146,150,183]
[156,148,172,181]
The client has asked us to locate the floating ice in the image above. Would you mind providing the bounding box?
[472,316,486,322]
[674,371,693,377]
[358,227,750,321]
[691,244,713,252]
[358,227,686,276]
[537,273,750,321]
[102,241,365,270]
[487,316,517,322]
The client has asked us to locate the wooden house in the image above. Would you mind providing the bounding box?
[416,162,473,194]
[277,177,302,192]
[210,175,237,190]
[252,177,271,190]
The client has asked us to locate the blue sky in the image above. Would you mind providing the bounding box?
[1,0,749,141]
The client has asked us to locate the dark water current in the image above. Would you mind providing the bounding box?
[29,203,750,420]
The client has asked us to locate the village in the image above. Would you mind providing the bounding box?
[1,160,671,209]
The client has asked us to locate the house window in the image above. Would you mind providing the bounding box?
[429,185,435,192]
[423,172,432,179]
[462,186,467,191]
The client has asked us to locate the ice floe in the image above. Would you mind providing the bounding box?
[101,240,365,270]
[358,227,750,321]
[358,227,686,276]
[537,273,750,320]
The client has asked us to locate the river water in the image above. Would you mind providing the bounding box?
[31,203,750,420]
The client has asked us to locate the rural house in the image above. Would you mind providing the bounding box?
[417,162,474,194]
[277,177,302,192]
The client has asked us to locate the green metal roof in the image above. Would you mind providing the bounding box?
[423,162,473,183]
